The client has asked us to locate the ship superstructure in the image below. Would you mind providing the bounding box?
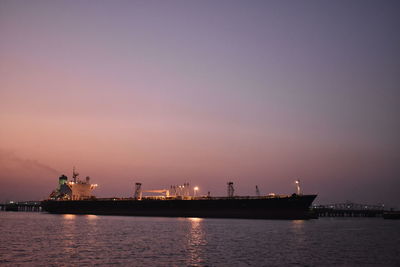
[49,168,97,200]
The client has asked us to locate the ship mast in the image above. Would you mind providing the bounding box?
[295,179,301,195]
[73,166,79,183]
[134,183,142,200]
[227,182,234,198]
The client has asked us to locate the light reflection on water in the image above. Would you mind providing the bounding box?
[0,212,399,266]
[86,214,98,220]
[60,214,102,261]
[187,218,206,266]
[63,214,77,220]
[61,214,78,255]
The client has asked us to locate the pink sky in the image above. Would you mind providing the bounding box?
[1,1,399,207]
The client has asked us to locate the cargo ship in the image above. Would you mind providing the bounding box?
[41,169,317,220]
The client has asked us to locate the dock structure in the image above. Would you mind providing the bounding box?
[312,202,385,217]
[0,201,42,212]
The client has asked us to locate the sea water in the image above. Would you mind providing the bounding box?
[0,212,399,266]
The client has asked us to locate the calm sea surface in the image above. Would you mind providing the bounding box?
[0,212,399,266]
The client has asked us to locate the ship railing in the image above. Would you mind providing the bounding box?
[195,195,288,200]
[52,194,292,201]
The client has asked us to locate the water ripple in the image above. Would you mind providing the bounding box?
[0,213,399,266]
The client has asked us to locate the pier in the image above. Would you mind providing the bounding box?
[0,201,42,212]
[312,202,385,217]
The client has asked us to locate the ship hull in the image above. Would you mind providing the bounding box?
[42,195,317,220]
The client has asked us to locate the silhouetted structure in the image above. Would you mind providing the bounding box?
[312,202,385,217]
[0,201,41,212]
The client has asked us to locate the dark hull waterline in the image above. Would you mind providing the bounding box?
[42,194,317,220]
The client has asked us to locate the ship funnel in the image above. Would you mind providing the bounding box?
[58,175,68,189]
[227,182,234,198]
[134,183,142,200]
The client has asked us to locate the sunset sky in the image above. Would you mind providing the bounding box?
[1,0,399,207]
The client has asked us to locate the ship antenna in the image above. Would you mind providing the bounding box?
[256,185,260,197]
[73,166,79,183]
[227,182,234,198]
